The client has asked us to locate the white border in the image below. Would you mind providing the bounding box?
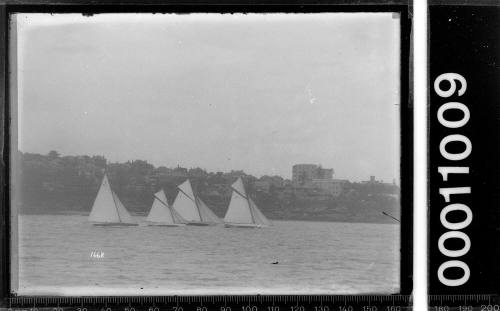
[413,0,429,310]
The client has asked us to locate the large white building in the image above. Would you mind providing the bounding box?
[292,164,334,185]
[291,164,345,197]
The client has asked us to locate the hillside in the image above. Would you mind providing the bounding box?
[13,151,401,224]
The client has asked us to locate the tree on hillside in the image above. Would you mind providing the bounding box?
[48,150,60,159]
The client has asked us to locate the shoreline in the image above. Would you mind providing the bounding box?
[17,212,400,225]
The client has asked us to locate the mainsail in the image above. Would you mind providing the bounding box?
[88,174,136,225]
[146,190,186,224]
[224,177,271,226]
[172,179,221,224]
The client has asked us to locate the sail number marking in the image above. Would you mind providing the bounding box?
[90,250,104,258]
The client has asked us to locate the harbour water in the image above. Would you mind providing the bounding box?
[15,215,400,295]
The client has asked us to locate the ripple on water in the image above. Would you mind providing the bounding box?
[16,215,400,295]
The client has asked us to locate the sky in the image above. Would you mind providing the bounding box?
[13,13,401,182]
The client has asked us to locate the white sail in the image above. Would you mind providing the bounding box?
[249,197,272,226]
[170,204,187,224]
[172,180,202,222]
[112,191,135,224]
[88,175,120,223]
[224,177,271,226]
[197,197,222,223]
[89,174,136,224]
[224,188,253,224]
[146,190,175,224]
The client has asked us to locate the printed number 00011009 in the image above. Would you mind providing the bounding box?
[433,72,472,287]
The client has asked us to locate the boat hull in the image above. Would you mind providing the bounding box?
[92,222,138,226]
[147,223,185,227]
[186,222,218,226]
[224,223,263,228]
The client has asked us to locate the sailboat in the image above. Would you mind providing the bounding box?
[88,174,138,226]
[224,177,272,228]
[146,189,186,226]
[172,179,221,226]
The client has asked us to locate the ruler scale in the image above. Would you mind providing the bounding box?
[3,295,500,310]
[1,295,413,311]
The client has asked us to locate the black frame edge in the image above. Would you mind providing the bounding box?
[399,7,412,296]
[0,3,10,299]
[0,2,412,299]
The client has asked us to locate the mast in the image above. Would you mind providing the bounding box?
[196,197,221,224]
[89,174,121,223]
[177,187,194,203]
[174,179,214,222]
[247,194,256,224]
[192,183,203,221]
[109,181,122,223]
[177,181,203,221]
[231,181,255,224]
[153,193,169,208]
[147,190,178,224]
[89,173,136,225]
[248,197,271,226]
[224,177,256,225]
[194,197,204,222]
[157,191,185,222]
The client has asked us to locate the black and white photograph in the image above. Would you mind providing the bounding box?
[9,12,402,295]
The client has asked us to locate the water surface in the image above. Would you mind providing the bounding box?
[16,215,400,295]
